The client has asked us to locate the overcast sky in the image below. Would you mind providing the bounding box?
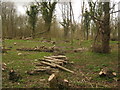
[14,0,82,23]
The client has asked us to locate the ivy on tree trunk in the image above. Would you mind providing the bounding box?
[26,5,38,39]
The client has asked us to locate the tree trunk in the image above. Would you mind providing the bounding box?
[32,26,35,39]
[44,22,51,39]
[101,1,110,53]
[64,27,69,40]
[86,27,89,40]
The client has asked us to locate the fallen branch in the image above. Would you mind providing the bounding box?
[56,64,74,74]
[48,73,56,82]
[41,61,74,74]
[110,10,120,14]
[50,55,67,60]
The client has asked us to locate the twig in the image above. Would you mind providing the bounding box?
[79,69,94,88]
[110,10,120,14]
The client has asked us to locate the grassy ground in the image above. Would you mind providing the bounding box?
[2,38,118,88]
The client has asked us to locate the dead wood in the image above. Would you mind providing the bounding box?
[48,73,56,82]
[99,68,117,78]
[56,64,74,74]
[41,59,64,65]
[44,56,67,62]
[41,61,74,74]
[40,61,56,67]
[50,55,67,60]
[16,46,55,52]
[31,55,74,75]
[35,63,43,66]
[2,48,11,53]
[48,73,69,89]
[2,63,7,71]
[43,56,67,64]
[34,66,51,72]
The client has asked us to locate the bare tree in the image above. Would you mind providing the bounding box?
[2,2,16,39]
[59,2,70,40]
[69,2,76,44]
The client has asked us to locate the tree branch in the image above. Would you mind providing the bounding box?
[110,10,120,14]
[89,13,103,23]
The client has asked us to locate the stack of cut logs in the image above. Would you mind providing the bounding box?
[0,46,11,53]
[27,55,74,75]
[16,45,60,52]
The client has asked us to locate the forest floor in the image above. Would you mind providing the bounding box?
[2,38,119,88]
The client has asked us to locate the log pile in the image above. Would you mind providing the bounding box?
[27,55,74,75]
[16,45,60,52]
[0,46,11,53]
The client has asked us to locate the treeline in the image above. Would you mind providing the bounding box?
[2,1,118,40]
[1,2,62,39]
[1,1,119,53]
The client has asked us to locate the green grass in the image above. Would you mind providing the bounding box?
[2,39,118,88]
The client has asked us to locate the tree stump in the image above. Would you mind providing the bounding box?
[9,69,22,82]
[48,73,69,89]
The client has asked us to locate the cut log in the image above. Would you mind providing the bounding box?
[41,61,74,74]
[2,63,7,71]
[40,61,56,67]
[42,59,64,65]
[16,47,54,52]
[99,68,117,78]
[2,48,11,53]
[56,64,74,74]
[34,69,47,72]
[14,42,17,45]
[18,53,22,56]
[112,72,117,76]
[50,55,67,60]
[44,56,67,63]
[34,66,51,72]
[35,62,43,66]
[48,73,56,82]
[43,58,64,63]
[99,71,106,77]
